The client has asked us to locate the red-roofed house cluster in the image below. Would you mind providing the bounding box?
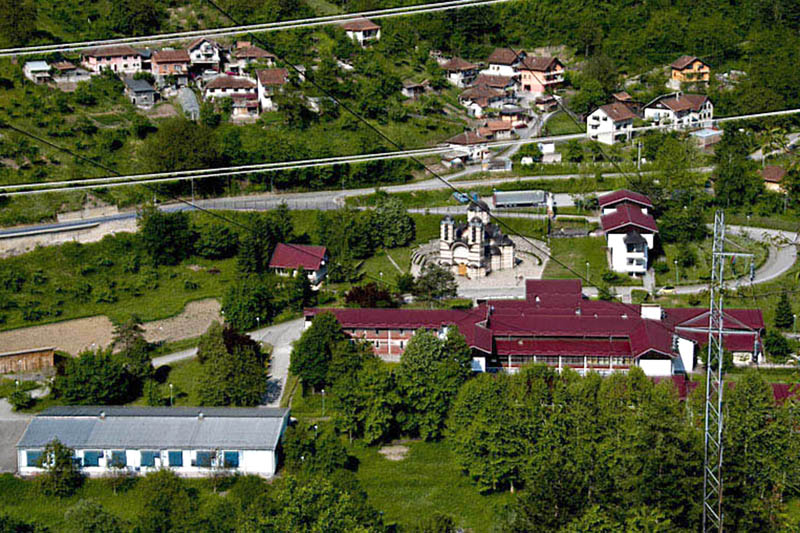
[304,278,764,375]
[599,190,658,275]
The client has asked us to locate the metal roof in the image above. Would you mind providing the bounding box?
[25,61,50,71]
[493,190,547,206]
[123,77,154,93]
[18,407,289,451]
[178,88,200,116]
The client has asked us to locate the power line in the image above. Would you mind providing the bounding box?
[0,0,512,57]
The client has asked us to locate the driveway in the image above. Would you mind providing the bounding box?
[0,387,47,473]
[151,317,304,408]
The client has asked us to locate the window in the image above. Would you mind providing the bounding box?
[141,451,159,467]
[110,450,127,468]
[223,451,240,468]
[168,451,183,467]
[195,451,214,467]
[26,450,42,467]
[84,451,102,467]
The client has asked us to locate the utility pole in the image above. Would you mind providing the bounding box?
[637,141,642,170]
[702,210,753,533]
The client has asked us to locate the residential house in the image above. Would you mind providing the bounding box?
[670,55,710,86]
[341,18,381,46]
[17,407,290,478]
[256,68,289,111]
[204,75,257,101]
[227,43,277,74]
[483,47,525,77]
[23,61,51,84]
[599,190,657,275]
[498,105,528,127]
[305,278,764,373]
[587,103,637,145]
[611,91,642,115]
[81,45,142,75]
[123,77,157,108]
[401,80,429,99]
[517,56,564,95]
[471,74,517,94]
[479,120,514,141]
[458,85,504,118]
[231,94,260,120]
[178,87,201,121]
[50,61,90,84]
[760,165,787,193]
[269,243,328,285]
[151,50,191,86]
[644,92,713,130]
[445,131,489,162]
[441,57,478,88]
[534,94,559,112]
[187,38,224,72]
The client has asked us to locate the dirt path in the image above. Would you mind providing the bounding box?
[0,299,221,356]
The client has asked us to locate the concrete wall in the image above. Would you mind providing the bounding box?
[0,218,137,258]
[639,358,673,376]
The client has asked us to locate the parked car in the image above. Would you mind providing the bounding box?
[658,286,675,295]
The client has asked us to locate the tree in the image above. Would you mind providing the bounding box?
[288,268,315,312]
[713,129,763,208]
[8,389,34,411]
[0,514,41,533]
[283,423,350,475]
[137,206,195,266]
[108,0,165,36]
[194,224,239,259]
[55,349,134,405]
[63,500,123,533]
[413,263,457,303]
[410,512,458,533]
[658,207,707,243]
[763,330,791,362]
[221,275,276,331]
[373,194,415,248]
[111,315,153,385]
[345,283,395,308]
[290,312,346,391]
[38,439,83,497]
[137,470,197,533]
[197,322,268,407]
[237,216,280,275]
[774,291,794,329]
[397,328,472,440]
[0,0,36,48]
[140,118,222,173]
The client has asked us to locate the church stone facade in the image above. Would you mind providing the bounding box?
[439,201,516,278]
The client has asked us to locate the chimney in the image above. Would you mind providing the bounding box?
[198,412,204,421]
[99,411,105,420]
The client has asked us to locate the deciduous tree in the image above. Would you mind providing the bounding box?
[38,439,83,497]
[290,312,346,391]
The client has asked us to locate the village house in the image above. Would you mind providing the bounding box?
[17,407,290,478]
[441,57,478,88]
[23,61,51,84]
[670,55,710,86]
[599,190,657,275]
[611,91,642,115]
[341,18,381,46]
[231,94,260,120]
[517,56,564,95]
[204,75,257,101]
[483,47,525,77]
[227,42,277,74]
[305,278,764,372]
[81,45,142,75]
[498,105,528,127]
[438,201,516,279]
[401,80,429,99]
[50,61,90,85]
[479,120,514,140]
[256,68,289,111]
[458,84,505,118]
[123,77,157,108]
[444,131,489,162]
[586,102,637,145]
[760,165,787,193]
[644,92,713,130]
[187,38,224,72]
[534,94,559,112]
[471,74,517,94]
[269,243,328,285]
[151,49,191,86]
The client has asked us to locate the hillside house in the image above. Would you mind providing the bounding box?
[17,407,289,478]
[341,18,381,46]
[23,61,50,84]
[123,77,157,108]
[587,103,637,145]
[479,120,514,140]
[204,75,257,100]
[644,92,713,130]
[611,91,642,115]
[760,165,787,193]
[483,48,525,77]
[187,38,223,71]
[458,84,505,118]
[256,68,289,111]
[228,43,277,74]
[51,61,90,84]
[599,190,657,275]
[401,80,429,99]
[231,95,260,120]
[441,57,478,88]
[151,50,190,86]
[518,56,564,95]
[81,45,142,75]
[269,243,328,285]
[471,74,517,94]
[445,131,489,162]
[305,279,764,373]
[670,55,710,85]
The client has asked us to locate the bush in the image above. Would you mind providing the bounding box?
[676,244,697,269]
[654,262,670,275]
[8,389,34,411]
[345,283,395,308]
[763,330,791,362]
[194,224,239,259]
[221,275,277,331]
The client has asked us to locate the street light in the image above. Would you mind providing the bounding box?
[169,383,174,407]
[256,316,260,330]
[585,261,590,281]
[321,389,326,416]
[794,314,797,335]
[674,259,679,285]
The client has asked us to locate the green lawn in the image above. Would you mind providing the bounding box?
[543,236,612,282]
[351,440,514,533]
[654,235,769,286]
[543,111,586,135]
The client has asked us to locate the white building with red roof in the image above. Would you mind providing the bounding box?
[599,190,658,275]
[644,92,713,130]
[81,45,143,75]
[441,57,478,88]
[269,243,328,285]
[483,48,526,77]
[256,68,289,111]
[304,278,764,372]
[587,102,637,145]
[341,18,381,46]
[187,38,224,71]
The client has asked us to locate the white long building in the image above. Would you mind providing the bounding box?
[17,407,290,478]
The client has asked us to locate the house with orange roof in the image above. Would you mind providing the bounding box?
[341,18,381,46]
[586,102,637,145]
[517,56,564,95]
[670,55,710,85]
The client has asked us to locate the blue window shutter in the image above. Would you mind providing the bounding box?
[84,451,102,467]
[26,450,42,467]
[223,451,239,468]
[168,451,183,467]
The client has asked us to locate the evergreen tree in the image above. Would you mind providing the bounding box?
[63,499,123,533]
[137,206,195,267]
[290,312,345,391]
[55,349,134,405]
[288,268,315,312]
[774,291,794,329]
[111,315,153,385]
[221,274,276,331]
[413,263,457,304]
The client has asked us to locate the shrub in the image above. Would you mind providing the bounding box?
[194,224,239,259]
[8,389,34,411]
[654,262,670,275]
[676,244,697,269]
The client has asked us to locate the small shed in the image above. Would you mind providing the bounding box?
[123,77,156,108]
[23,61,51,84]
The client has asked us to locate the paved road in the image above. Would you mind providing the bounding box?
[151,318,304,408]
[749,132,800,161]
[0,387,48,473]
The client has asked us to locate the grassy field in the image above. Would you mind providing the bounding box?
[654,235,769,286]
[543,111,586,135]
[350,440,514,533]
[542,236,641,286]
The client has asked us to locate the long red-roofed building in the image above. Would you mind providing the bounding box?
[304,279,764,373]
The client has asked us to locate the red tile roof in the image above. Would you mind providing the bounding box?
[598,189,653,208]
[269,243,327,271]
[256,68,289,86]
[671,55,707,70]
[441,57,477,72]
[472,74,516,89]
[51,61,76,71]
[760,165,787,183]
[459,84,504,107]
[205,75,256,90]
[83,45,141,58]
[152,49,190,63]
[653,93,709,113]
[597,102,637,122]
[341,18,380,31]
[187,37,222,51]
[601,205,659,233]
[519,56,562,72]
[613,91,632,102]
[486,48,524,65]
[233,46,276,60]
[446,131,487,145]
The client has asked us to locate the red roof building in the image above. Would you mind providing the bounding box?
[305,279,764,371]
[598,189,653,211]
[600,205,659,234]
[269,244,328,284]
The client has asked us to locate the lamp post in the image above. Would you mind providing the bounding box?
[169,383,174,407]
[256,316,260,329]
[794,314,797,335]
[585,261,590,281]
[321,389,326,417]
[674,259,679,285]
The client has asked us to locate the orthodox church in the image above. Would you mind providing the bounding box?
[439,201,516,278]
